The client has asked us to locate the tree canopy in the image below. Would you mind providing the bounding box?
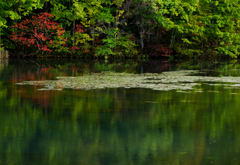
[1,0,240,59]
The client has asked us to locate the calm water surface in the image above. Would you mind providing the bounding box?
[0,59,240,165]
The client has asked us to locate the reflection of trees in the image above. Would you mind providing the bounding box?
[0,59,8,69]
[175,59,240,77]
[1,81,240,164]
[2,60,240,164]
[0,59,8,78]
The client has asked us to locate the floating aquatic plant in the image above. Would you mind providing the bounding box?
[16,70,240,91]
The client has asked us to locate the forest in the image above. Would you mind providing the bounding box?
[0,0,240,59]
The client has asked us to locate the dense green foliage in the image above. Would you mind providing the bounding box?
[1,0,240,59]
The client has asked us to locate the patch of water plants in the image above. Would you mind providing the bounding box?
[15,70,240,92]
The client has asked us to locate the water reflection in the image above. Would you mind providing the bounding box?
[0,59,240,165]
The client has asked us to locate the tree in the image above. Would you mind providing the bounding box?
[153,0,240,58]
[0,0,45,50]
[49,0,97,47]
[95,0,138,58]
[10,13,67,56]
[199,0,240,58]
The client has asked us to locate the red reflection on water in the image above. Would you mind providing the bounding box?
[9,65,66,82]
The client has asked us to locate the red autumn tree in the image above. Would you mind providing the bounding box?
[10,12,67,55]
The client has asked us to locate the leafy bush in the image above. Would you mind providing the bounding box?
[95,29,138,59]
[10,13,67,56]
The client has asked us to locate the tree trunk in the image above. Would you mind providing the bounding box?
[72,20,75,45]
[91,25,95,47]
[140,31,144,49]
[169,29,175,48]
[139,17,145,49]
[114,33,117,54]
[44,2,48,12]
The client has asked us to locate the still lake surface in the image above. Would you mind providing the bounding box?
[0,59,240,165]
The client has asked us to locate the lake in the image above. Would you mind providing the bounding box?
[0,59,240,165]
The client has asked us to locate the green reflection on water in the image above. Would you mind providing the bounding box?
[0,59,240,165]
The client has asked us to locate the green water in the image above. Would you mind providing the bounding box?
[0,59,240,165]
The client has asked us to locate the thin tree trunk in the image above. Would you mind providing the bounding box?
[44,2,48,12]
[139,17,145,49]
[108,4,110,30]
[169,30,173,48]
[91,25,95,47]
[173,32,176,46]
[72,20,75,45]
[140,31,144,49]
[169,29,175,48]
[114,33,117,54]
